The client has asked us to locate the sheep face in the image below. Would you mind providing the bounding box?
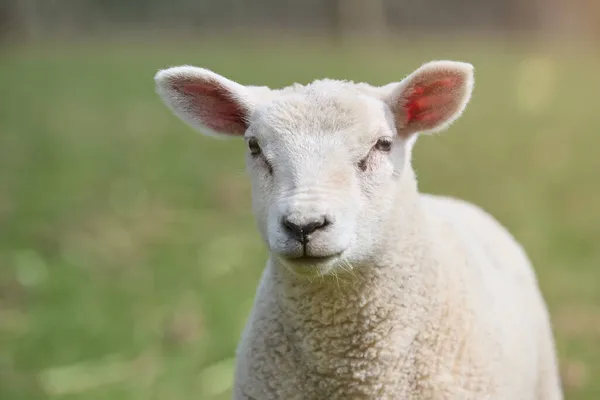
[155,61,474,276]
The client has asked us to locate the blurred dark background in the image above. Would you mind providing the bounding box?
[2,0,600,41]
[1,1,599,399]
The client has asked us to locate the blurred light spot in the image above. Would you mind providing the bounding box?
[561,359,589,391]
[39,352,162,396]
[39,354,129,396]
[198,357,235,398]
[13,250,47,287]
[515,55,557,114]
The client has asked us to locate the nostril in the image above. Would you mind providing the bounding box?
[282,218,303,239]
[303,218,328,235]
[281,216,330,242]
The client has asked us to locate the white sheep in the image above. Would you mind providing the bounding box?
[154,60,563,400]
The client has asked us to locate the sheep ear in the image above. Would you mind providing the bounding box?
[154,66,260,137]
[384,61,474,138]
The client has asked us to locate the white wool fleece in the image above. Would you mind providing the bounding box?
[154,60,563,400]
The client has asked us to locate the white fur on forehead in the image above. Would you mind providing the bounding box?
[275,78,381,97]
[254,79,388,136]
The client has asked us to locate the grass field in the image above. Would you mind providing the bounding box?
[1,37,599,399]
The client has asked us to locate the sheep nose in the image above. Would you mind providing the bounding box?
[281,216,330,243]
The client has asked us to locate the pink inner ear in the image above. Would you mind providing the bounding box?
[174,81,248,135]
[404,76,460,126]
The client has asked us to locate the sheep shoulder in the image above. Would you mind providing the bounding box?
[417,193,552,399]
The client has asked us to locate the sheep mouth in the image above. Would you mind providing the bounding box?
[278,252,346,277]
[283,253,341,265]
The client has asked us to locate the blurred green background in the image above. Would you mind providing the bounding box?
[1,1,600,399]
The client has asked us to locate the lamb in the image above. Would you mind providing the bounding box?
[154,60,563,400]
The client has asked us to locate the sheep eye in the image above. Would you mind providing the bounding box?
[248,137,261,155]
[374,137,393,152]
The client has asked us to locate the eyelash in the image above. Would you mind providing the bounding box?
[358,137,393,171]
[247,138,273,174]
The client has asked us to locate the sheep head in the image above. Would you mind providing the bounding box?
[155,61,474,276]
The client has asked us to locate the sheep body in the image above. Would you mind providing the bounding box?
[153,61,563,400]
[233,181,562,400]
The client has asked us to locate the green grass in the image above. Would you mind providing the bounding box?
[1,37,599,399]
